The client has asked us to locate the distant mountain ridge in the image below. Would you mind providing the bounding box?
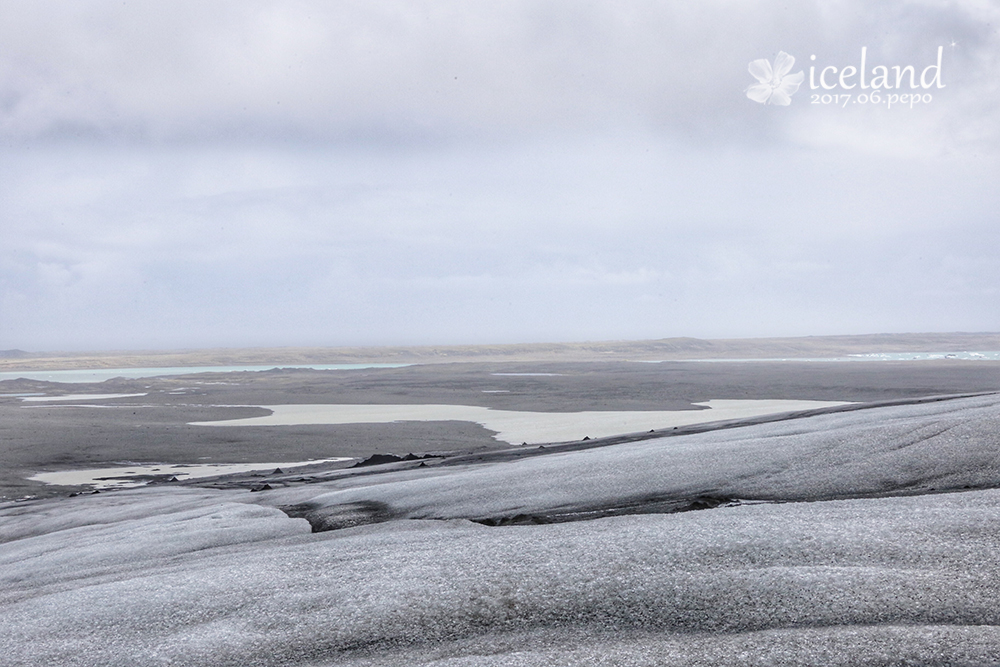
[2,332,1000,371]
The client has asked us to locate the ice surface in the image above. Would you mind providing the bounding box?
[4,393,1000,665]
[0,500,310,606]
[0,488,242,542]
[3,490,1000,665]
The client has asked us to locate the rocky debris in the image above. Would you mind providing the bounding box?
[350,453,439,468]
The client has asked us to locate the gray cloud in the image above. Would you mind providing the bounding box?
[2,1,994,149]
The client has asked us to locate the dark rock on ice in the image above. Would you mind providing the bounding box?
[351,454,406,468]
[280,500,396,532]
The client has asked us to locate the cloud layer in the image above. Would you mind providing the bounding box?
[1,1,998,350]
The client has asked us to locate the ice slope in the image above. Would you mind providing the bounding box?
[0,488,250,543]
[3,490,1000,665]
[259,393,1000,525]
[0,498,310,607]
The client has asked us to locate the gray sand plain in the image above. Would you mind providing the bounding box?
[3,354,1000,665]
[3,359,1000,500]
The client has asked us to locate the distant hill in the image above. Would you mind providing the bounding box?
[2,332,1000,371]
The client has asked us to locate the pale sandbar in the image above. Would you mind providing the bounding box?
[189,399,852,445]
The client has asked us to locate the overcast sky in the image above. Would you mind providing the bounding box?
[1,0,998,351]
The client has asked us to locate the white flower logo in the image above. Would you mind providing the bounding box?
[746,51,805,105]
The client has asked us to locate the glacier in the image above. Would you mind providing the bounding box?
[3,393,1000,665]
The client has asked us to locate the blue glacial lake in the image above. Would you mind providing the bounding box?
[641,351,1000,363]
